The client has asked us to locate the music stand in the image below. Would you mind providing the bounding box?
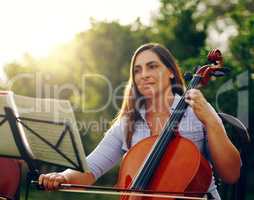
[0,92,89,200]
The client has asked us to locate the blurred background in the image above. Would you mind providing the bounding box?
[0,0,253,199]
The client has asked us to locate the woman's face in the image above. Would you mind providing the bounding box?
[133,50,174,98]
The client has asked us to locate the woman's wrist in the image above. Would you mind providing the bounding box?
[59,170,71,183]
[201,103,221,126]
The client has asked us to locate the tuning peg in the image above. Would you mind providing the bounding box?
[194,65,201,73]
[220,67,230,74]
[210,67,230,77]
[184,72,193,81]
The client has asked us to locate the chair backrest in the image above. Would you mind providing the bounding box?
[217,113,251,200]
[0,158,21,200]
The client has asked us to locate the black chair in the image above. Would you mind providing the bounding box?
[216,113,251,200]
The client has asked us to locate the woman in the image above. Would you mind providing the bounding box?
[39,43,241,199]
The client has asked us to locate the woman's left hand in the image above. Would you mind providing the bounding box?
[185,89,241,184]
[184,89,216,125]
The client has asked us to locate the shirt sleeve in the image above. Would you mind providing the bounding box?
[86,118,127,179]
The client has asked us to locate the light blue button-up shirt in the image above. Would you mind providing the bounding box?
[87,94,221,199]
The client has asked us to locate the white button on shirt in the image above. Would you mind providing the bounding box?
[86,94,221,199]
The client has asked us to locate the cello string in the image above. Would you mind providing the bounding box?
[133,75,201,188]
[131,76,200,188]
[147,75,200,166]
[148,76,201,171]
[127,78,189,188]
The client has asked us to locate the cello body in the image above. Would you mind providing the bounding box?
[117,134,212,200]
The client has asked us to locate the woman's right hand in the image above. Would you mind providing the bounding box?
[38,172,68,191]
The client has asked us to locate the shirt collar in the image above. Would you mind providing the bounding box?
[137,94,182,119]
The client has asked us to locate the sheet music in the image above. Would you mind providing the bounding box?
[14,94,89,171]
[0,91,89,171]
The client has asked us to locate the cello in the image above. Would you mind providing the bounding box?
[116,49,226,199]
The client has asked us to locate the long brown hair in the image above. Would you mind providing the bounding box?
[114,43,185,148]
